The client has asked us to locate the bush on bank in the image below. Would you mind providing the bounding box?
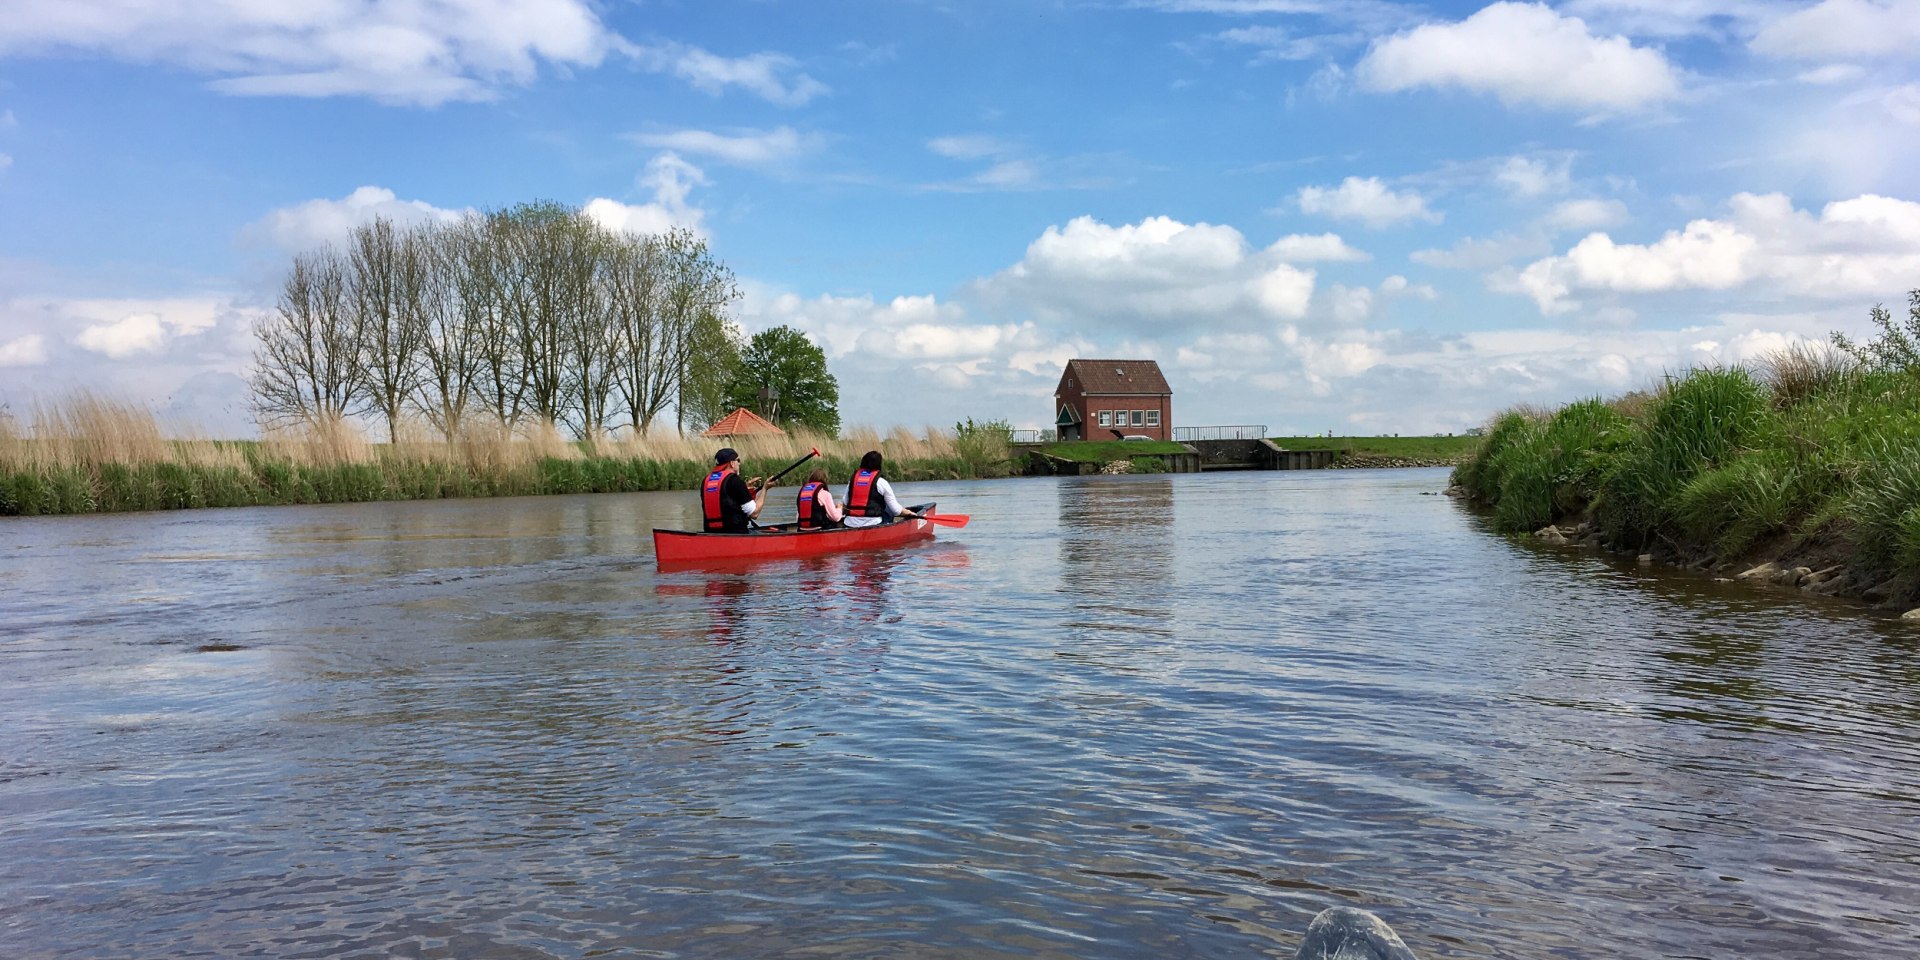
[1454,333,1920,583]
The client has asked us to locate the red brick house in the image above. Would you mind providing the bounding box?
[1053,359,1173,441]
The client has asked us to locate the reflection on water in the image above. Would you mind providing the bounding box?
[2,473,1917,960]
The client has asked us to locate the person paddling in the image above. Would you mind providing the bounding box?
[795,467,844,530]
[700,447,768,533]
[843,450,920,528]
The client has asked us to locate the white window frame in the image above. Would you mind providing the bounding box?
[1098,410,1112,427]
[1146,409,1160,427]
[1131,410,1144,426]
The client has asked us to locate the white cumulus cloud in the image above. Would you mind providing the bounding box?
[583,153,710,237]
[1356,2,1681,113]
[1509,191,1920,313]
[0,333,47,366]
[1750,0,1920,59]
[1296,176,1440,228]
[77,313,167,358]
[0,0,618,106]
[1265,233,1371,262]
[972,215,1340,332]
[1495,154,1573,197]
[245,186,470,251]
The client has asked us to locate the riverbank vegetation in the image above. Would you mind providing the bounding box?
[0,396,1012,517]
[1031,439,1188,462]
[1455,291,1920,596]
[1270,435,1478,464]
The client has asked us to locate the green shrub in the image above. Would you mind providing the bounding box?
[1451,409,1538,500]
[1671,449,1805,557]
[1594,368,1778,549]
[1848,443,1920,578]
[954,418,1013,478]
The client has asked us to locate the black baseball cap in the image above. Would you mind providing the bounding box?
[714,448,739,464]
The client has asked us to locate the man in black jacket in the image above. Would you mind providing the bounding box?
[700,448,768,532]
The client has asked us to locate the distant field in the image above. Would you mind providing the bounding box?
[1033,440,1188,462]
[1268,435,1480,461]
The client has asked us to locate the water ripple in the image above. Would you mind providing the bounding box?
[2,477,1916,958]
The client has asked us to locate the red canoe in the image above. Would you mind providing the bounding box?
[653,502,939,567]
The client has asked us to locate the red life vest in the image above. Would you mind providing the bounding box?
[846,469,882,517]
[796,482,828,530]
[701,470,727,531]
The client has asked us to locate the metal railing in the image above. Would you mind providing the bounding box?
[1174,425,1268,442]
[1010,429,1050,444]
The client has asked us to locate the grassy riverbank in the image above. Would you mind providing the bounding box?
[1454,351,1920,599]
[1030,439,1188,462]
[0,397,1012,517]
[1270,435,1478,464]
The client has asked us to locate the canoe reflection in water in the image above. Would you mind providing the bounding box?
[655,543,972,645]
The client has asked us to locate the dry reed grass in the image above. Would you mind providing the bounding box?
[25,393,173,468]
[1757,342,1855,409]
[1,394,964,475]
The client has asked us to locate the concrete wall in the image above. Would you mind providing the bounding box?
[1189,438,1266,469]
[1261,441,1337,470]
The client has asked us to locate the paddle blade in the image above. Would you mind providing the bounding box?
[922,513,969,528]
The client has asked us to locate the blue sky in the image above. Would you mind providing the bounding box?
[2,0,1918,437]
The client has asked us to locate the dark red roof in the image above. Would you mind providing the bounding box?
[701,407,785,437]
[1062,359,1172,395]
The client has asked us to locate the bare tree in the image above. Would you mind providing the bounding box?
[489,202,578,427]
[411,221,480,439]
[607,234,667,434]
[348,217,427,442]
[556,219,616,438]
[252,203,744,443]
[251,248,361,427]
[468,210,526,426]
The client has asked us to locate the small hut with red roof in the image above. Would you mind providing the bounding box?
[701,407,785,438]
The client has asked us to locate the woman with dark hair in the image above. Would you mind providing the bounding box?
[843,450,920,528]
[794,466,843,530]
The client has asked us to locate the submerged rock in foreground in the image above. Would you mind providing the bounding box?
[1295,907,1420,960]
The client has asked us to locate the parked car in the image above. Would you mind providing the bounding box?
[1120,434,1153,441]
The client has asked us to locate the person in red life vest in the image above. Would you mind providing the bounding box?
[843,450,920,528]
[794,467,844,530]
[700,447,768,533]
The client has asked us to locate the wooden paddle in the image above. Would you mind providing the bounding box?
[755,447,822,491]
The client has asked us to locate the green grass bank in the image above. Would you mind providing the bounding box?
[1452,356,1920,605]
[1030,439,1189,463]
[1270,435,1478,465]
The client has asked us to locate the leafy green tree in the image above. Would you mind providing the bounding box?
[726,325,840,435]
[1833,289,1920,374]
[679,311,744,432]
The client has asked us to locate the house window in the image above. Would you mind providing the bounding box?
[1146,410,1160,427]
[1131,410,1145,426]
[1098,410,1112,427]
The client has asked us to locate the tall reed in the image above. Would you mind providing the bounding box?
[0,395,992,517]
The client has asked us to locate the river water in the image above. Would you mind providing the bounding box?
[2,469,1915,959]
